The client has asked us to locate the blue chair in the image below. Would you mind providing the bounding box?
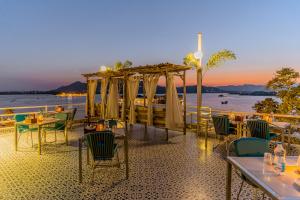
[229,137,269,199]
[15,114,37,147]
[247,120,278,140]
[85,131,120,182]
[43,113,68,143]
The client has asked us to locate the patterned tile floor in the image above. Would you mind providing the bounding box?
[0,125,267,200]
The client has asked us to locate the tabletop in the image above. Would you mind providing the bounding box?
[228,156,300,200]
[16,118,61,126]
[271,122,291,129]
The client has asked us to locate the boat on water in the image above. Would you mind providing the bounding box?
[221,101,228,104]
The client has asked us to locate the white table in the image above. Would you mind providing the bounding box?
[226,156,300,200]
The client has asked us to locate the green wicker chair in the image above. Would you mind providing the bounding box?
[43,113,68,143]
[228,137,270,199]
[247,120,278,140]
[212,115,236,150]
[15,114,37,147]
[85,131,120,182]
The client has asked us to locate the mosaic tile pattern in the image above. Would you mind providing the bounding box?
[0,125,277,200]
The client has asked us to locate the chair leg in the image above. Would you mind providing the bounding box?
[237,180,244,199]
[116,150,121,168]
[30,131,33,147]
[91,161,95,184]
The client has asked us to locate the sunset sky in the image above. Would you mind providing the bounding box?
[0,0,300,91]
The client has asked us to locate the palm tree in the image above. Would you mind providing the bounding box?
[183,49,236,133]
[114,60,133,71]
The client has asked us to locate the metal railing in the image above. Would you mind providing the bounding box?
[0,102,299,131]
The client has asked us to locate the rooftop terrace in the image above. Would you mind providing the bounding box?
[0,125,263,200]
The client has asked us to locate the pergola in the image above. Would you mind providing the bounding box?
[82,62,191,179]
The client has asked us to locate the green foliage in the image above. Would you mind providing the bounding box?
[253,98,279,113]
[255,67,300,114]
[114,61,123,71]
[205,49,236,70]
[123,60,133,68]
[114,60,133,70]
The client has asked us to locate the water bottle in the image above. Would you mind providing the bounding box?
[273,142,286,175]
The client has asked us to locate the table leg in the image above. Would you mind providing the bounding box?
[79,138,82,183]
[65,126,68,146]
[226,161,232,200]
[38,125,42,155]
[15,124,18,151]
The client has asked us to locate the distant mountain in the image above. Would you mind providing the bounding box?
[51,81,86,93]
[44,81,274,96]
[216,84,270,92]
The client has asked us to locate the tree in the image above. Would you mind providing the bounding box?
[253,67,300,114]
[183,49,236,132]
[266,67,300,114]
[253,98,279,113]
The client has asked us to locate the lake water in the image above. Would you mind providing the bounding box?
[0,93,275,112]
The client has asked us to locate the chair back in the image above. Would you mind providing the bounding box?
[70,108,77,121]
[108,119,117,128]
[85,131,115,160]
[233,137,269,157]
[15,114,29,132]
[212,115,230,136]
[55,113,68,130]
[247,120,270,140]
[15,114,27,122]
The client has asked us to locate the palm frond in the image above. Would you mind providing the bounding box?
[205,49,236,70]
[183,52,200,68]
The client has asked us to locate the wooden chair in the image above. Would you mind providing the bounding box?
[212,115,236,150]
[85,131,120,182]
[43,113,68,143]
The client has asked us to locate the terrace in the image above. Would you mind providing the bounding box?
[1,97,300,200]
[1,123,262,200]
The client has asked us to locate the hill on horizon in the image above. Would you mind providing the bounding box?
[51,81,269,94]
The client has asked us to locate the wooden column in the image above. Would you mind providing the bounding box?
[123,74,129,179]
[165,72,168,141]
[142,74,147,137]
[183,71,187,135]
[143,74,146,107]
[86,77,90,120]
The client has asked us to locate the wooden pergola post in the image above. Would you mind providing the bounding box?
[165,71,168,141]
[183,71,187,135]
[142,74,147,137]
[86,77,90,120]
[123,73,129,179]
